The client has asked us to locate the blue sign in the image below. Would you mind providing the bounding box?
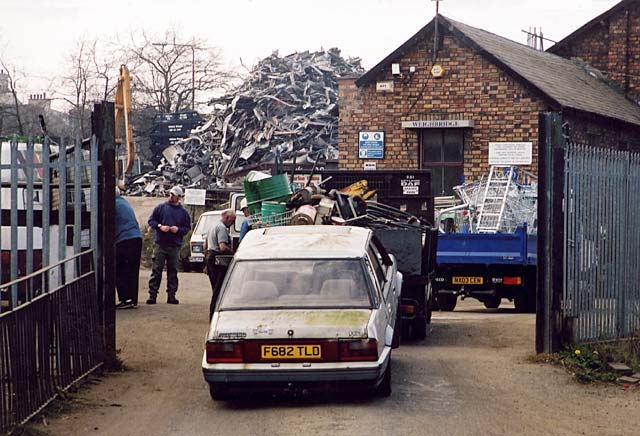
[358,131,385,159]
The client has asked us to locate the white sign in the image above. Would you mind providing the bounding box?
[376,81,394,92]
[358,131,385,159]
[363,161,377,171]
[401,120,474,129]
[184,188,207,206]
[488,142,533,165]
[400,177,420,195]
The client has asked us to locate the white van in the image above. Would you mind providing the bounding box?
[188,193,245,271]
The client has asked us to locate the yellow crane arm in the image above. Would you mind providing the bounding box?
[115,64,135,176]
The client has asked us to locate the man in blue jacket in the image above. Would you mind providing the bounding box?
[115,188,142,308]
[146,186,191,305]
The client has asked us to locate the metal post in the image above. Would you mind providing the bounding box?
[10,138,18,306]
[191,45,195,110]
[93,102,117,365]
[536,112,566,353]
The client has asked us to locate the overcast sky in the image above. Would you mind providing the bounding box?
[0,0,622,103]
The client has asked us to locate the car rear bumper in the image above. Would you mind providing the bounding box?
[202,347,390,386]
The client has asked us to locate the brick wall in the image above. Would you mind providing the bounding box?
[338,33,547,182]
[564,112,640,150]
[554,4,640,103]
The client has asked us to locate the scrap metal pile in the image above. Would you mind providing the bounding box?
[130,48,364,196]
[246,173,431,234]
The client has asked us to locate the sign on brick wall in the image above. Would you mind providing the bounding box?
[358,131,385,159]
[488,142,533,165]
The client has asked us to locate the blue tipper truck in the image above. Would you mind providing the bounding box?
[432,226,537,313]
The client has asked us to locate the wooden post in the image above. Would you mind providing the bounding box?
[92,102,117,365]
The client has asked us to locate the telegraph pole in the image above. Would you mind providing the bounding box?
[431,0,442,61]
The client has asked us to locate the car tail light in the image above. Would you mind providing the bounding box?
[206,341,244,363]
[503,276,522,285]
[339,339,378,362]
[400,304,415,315]
[1,251,9,265]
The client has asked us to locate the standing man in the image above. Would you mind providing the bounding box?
[115,188,142,308]
[147,186,191,305]
[205,208,236,319]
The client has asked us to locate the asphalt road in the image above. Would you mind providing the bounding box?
[32,270,640,436]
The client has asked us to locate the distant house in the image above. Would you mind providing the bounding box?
[548,0,640,104]
[338,15,640,196]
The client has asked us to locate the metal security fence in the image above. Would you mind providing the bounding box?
[563,145,640,342]
[0,251,102,431]
[538,112,640,352]
[0,129,111,431]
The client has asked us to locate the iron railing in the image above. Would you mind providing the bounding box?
[0,250,103,432]
[0,135,105,432]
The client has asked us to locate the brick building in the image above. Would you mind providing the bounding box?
[549,0,640,104]
[338,15,640,196]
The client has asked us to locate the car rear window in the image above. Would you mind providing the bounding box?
[219,259,373,309]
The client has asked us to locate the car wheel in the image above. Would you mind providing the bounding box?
[483,296,501,309]
[436,293,457,311]
[191,262,204,273]
[208,383,231,401]
[377,359,392,397]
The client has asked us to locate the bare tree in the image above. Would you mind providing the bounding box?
[59,37,125,137]
[60,40,93,137]
[0,58,25,136]
[129,28,235,113]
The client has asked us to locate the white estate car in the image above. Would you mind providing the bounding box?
[202,225,403,400]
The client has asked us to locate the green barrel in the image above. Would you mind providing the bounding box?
[255,174,292,203]
[261,201,287,226]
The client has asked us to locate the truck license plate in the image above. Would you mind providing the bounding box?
[261,345,322,359]
[452,276,483,285]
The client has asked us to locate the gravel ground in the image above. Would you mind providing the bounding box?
[29,269,640,436]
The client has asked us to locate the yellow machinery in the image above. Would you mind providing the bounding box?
[114,65,135,182]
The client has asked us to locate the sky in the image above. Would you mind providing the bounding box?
[0,0,623,108]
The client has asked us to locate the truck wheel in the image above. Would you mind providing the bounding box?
[436,294,457,311]
[425,284,434,324]
[513,292,528,313]
[411,315,427,340]
[483,296,501,309]
[209,383,231,401]
[377,359,392,397]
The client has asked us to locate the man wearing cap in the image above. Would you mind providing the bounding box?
[146,186,191,305]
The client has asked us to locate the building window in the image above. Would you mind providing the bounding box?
[421,129,464,196]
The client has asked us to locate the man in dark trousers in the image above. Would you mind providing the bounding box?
[115,188,142,308]
[146,185,191,305]
[205,208,236,319]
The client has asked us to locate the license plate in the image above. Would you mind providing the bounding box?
[189,257,203,262]
[261,344,322,359]
[452,276,483,285]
